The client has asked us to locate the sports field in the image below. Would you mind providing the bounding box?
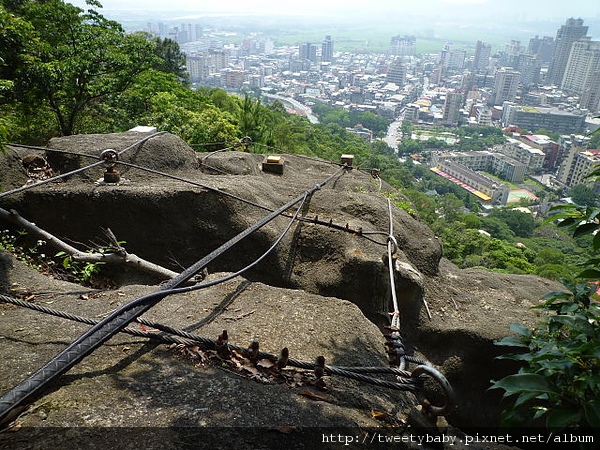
[507,189,538,203]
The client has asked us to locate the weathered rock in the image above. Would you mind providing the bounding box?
[0,145,46,192]
[0,258,418,444]
[413,259,564,427]
[45,131,199,182]
[0,132,566,437]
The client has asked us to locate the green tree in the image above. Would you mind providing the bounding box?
[490,208,537,238]
[7,0,156,136]
[480,216,515,240]
[148,35,187,80]
[462,213,482,229]
[402,189,437,223]
[397,139,424,156]
[439,192,464,223]
[400,120,413,139]
[237,94,270,143]
[567,184,598,207]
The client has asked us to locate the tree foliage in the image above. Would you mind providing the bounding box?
[567,184,598,207]
[4,0,157,137]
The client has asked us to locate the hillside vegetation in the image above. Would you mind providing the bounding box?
[0,0,593,282]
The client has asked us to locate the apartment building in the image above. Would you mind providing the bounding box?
[556,134,594,187]
[501,102,586,134]
[430,150,527,183]
[498,138,546,173]
[432,160,511,205]
[492,68,520,106]
[547,18,589,86]
[561,38,600,94]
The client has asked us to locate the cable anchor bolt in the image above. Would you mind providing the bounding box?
[241,136,252,152]
[100,149,120,183]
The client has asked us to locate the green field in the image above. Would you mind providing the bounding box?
[118,12,532,56]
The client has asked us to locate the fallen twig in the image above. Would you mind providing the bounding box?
[0,207,179,281]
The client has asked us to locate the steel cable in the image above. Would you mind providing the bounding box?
[0,132,166,200]
[0,295,422,391]
[1,140,388,245]
[0,167,345,424]
[387,198,401,331]
[111,159,387,246]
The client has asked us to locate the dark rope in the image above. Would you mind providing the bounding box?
[0,167,345,424]
[0,295,422,391]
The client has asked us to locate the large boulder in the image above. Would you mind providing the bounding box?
[0,132,564,433]
[0,258,422,448]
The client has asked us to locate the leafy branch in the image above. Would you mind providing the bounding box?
[490,169,600,430]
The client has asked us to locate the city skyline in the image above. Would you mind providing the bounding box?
[69,0,598,23]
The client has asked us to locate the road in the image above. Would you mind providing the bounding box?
[384,109,405,149]
[263,94,319,124]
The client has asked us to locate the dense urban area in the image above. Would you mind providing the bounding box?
[149,16,600,205]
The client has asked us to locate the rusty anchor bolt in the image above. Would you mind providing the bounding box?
[276,347,289,370]
[216,330,231,359]
[246,338,260,364]
[314,355,326,389]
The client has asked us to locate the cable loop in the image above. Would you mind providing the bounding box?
[411,365,456,417]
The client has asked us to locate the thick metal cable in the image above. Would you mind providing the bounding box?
[0,167,345,424]
[112,159,387,246]
[116,131,167,156]
[1,141,387,246]
[0,160,104,199]
[0,132,166,200]
[0,295,421,391]
[0,295,426,374]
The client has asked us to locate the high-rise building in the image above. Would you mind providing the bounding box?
[561,37,600,94]
[321,35,334,62]
[473,41,491,72]
[580,70,600,113]
[546,18,588,86]
[442,91,463,126]
[390,35,416,56]
[299,42,317,63]
[441,44,466,71]
[515,54,541,87]
[528,36,555,63]
[386,58,407,85]
[492,67,520,105]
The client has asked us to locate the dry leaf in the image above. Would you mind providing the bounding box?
[257,359,275,369]
[122,346,131,352]
[298,391,328,402]
[80,294,89,300]
[370,409,389,420]
[117,292,125,296]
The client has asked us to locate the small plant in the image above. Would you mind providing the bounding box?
[0,229,54,273]
[55,251,104,285]
[490,282,600,428]
[382,191,417,217]
[490,170,600,430]
[1,229,109,286]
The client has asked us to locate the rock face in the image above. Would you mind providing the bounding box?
[0,132,564,434]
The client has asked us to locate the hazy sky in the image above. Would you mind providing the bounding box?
[70,0,598,21]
